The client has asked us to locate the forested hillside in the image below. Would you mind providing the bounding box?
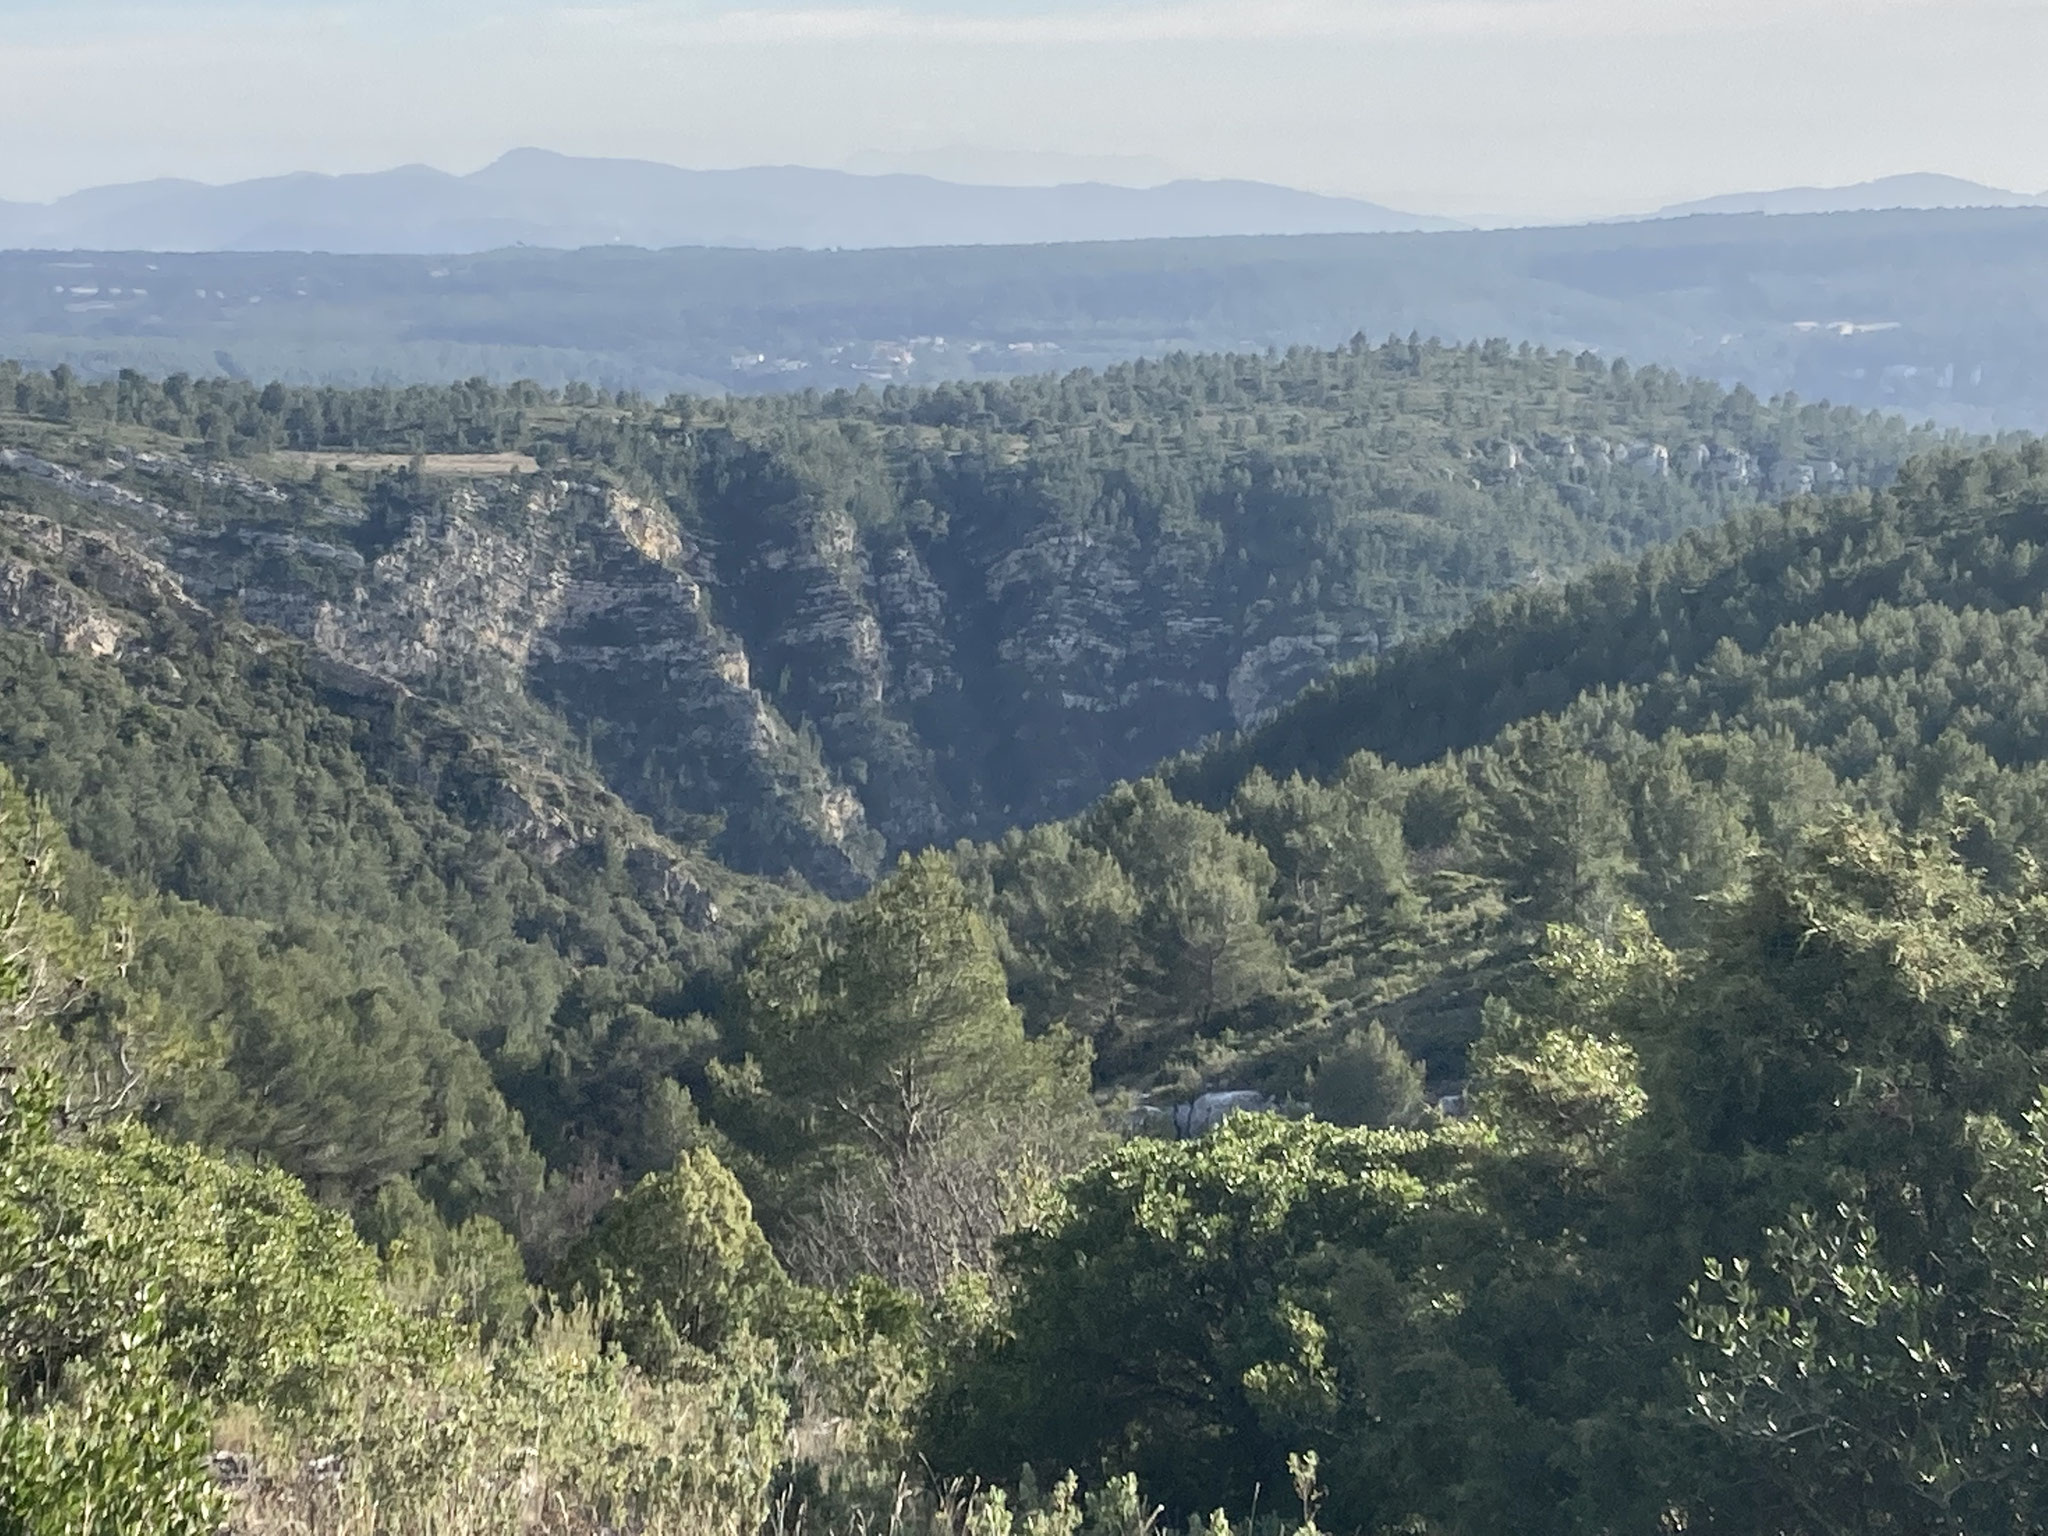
[1114,446,2048,1081]
[0,344,1941,889]
[7,353,2047,1534]
[0,346,1956,1223]
[897,440,2048,1531]
[1180,446,2048,792]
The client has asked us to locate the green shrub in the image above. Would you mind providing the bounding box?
[238,1307,788,1534]
[1308,1022,1428,1128]
[0,1095,396,1424]
[552,1148,787,1375]
[0,1343,221,1536]
[923,1113,1480,1517]
[0,1079,401,1527]
[363,1179,533,1343]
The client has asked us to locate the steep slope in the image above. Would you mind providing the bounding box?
[0,445,809,1234]
[1038,442,2048,1095]
[10,375,2048,1523]
[0,344,1943,884]
[1174,449,2048,798]
[0,354,1987,1151]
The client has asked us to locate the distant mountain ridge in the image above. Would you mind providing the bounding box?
[1656,172,2046,218]
[0,148,1462,253]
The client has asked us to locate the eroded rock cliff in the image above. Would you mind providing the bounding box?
[0,341,1945,894]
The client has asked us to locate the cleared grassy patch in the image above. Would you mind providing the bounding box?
[271,450,539,478]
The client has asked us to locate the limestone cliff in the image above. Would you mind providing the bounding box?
[0,341,1938,895]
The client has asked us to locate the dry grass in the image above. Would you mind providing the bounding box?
[269,451,540,478]
[221,1473,754,1536]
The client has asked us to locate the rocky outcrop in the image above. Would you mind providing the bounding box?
[0,498,735,930]
[161,476,884,894]
[0,555,125,657]
[1227,631,1381,727]
[0,403,1909,896]
[0,511,210,654]
[6,450,1374,874]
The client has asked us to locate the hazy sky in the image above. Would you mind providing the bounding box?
[4,0,2044,218]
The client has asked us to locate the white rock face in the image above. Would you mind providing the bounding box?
[1227,631,1381,728]
[1172,1091,1273,1137]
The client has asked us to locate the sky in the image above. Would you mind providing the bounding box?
[3,0,2045,219]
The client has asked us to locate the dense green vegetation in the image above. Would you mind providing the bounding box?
[925,439,2048,1530]
[1108,444,2048,1086]
[0,341,1947,872]
[9,356,2048,1530]
[0,349,1946,1221]
[934,819,2048,1532]
[0,601,774,1233]
[1179,444,2048,801]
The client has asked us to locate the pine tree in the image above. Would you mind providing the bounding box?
[733,851,1088,1173]
[1476,717,1635,929]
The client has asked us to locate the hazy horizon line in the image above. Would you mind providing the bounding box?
[5,148,2040,232]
